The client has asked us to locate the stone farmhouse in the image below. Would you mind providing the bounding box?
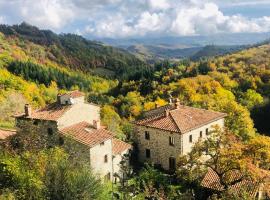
[14,91,131,181]
[134,99,227,171]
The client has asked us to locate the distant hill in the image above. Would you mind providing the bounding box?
[127,44,202,62]
[190,45,247,61]
[125,44,246,62]
[0,22,146,78]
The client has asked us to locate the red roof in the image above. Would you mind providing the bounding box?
[135,104,227,134]
[201,168,260,197]
[62,90,85,98]
[15,103,72,121]
[60,121,113,147]
[0,129,16,140]
[112,138,132,155]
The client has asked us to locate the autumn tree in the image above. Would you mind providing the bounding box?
[177,126,270,199]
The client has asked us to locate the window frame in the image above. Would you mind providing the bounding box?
[145,131,150,140]
[146,149,151,158]
[189,134,193,143]
[104,154,108,163]
[169,136,175,146]
[169,157,176,170]
[47,128,53,136]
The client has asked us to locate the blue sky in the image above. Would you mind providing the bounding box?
[0,0,269,38]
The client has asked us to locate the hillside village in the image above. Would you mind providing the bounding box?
[1,90,270,199]
[0,23,270,200]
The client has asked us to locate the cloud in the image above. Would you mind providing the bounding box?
[0,0,270,37]
[0,0,75,30]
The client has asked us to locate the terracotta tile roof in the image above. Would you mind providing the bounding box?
[61,90,85,98]
[112,138,132,155]
[60,121,113,147]
[0,129,16,140]
[201,168,260,197]
[15,103,72,121]
[135,104,227,134]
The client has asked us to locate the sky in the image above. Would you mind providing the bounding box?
[0,0,270,38]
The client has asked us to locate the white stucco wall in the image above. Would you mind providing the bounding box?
[89,139,113,179]
[182,118,225,155]
[57,102,100,129]
[113,149,130,178]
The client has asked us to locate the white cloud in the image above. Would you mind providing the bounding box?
[0,0,270,37]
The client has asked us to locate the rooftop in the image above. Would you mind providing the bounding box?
[60,121,113,148]
[0,129,16,140]
[15,102,72,121]
[59,90,85,98]
[112,138,132,155]
[201,168,263,198]
[135,103,227,134]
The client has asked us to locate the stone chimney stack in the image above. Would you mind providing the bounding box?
[93,120,101,129]
[175,98,181,109]
[24,104,31,117]
[165,109,170,117]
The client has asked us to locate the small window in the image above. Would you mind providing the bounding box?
[65,100,69,105]
[100,142,105,146]
[146,149,151,158]
[200,131,203,138]
[59,137,64,145]
[169,157,176,170]
[104,155,108,163]
[206,128,209,135]
[169,136,175,146]
[145,131,150,140]
[189,135,193,143]
[33,120,39,125]
[47,128,53,136]
[104,172,110,180]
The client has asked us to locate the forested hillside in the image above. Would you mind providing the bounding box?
[1,23,270,137]
[0,22,146,79]
[1,23,270,199]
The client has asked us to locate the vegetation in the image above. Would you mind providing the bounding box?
[0,23,270,199]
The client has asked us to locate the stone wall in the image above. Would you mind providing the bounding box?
[15,118,59,149]
[113,149,130,181]
[135,126,182,170]
[135,118,225,170]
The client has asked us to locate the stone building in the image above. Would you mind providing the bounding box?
[15,91,131,180]
[134,100,227,171]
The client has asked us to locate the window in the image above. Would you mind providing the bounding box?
[206,128,209,135]
[100,142,104,146]
[65,100,69,105]
[33,120,39,125]
[200,131,203,138]
[47,128,53,136]
[146,149,151,158]
[189,135,193,143]
[104,155,108,163]
[59,137,64,145]
[145,131,150,140]
[104,172,110,180]
[169,136,175,146]
[169,157,176,170]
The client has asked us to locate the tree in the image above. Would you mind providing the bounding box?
[0,148,103,200]
[177,126,270,198]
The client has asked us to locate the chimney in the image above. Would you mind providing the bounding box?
[93,120,101,129]
[175,98,181,109]
[24,104,31,117]
[165,109,170,117]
